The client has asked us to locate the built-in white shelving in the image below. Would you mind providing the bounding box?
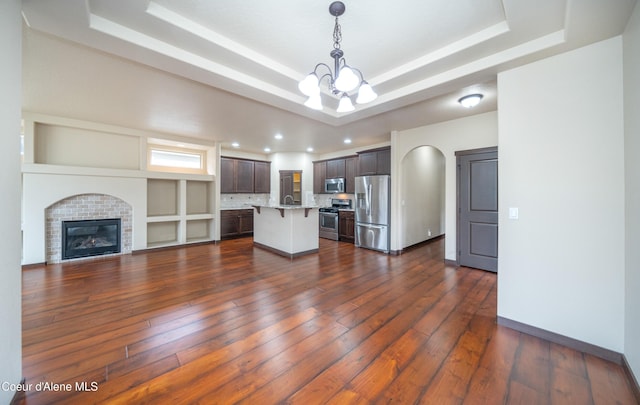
[146,178,214,248]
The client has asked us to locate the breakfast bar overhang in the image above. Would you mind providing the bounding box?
[252,205,319,258]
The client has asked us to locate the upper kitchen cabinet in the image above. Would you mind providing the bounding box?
[345,157,357,193]
[253,161,271,194]
[326,158,346,179]
[221,157,270,193]
[235,159,254,193]
[313,161,326,194]
[313,155,358,194]
[220,157,235,193]
[358,147,391,176]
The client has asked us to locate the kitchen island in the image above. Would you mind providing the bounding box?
[252,205,319,258]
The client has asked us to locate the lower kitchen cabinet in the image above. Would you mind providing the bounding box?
[220,209,254,239]
[338,210,355,243]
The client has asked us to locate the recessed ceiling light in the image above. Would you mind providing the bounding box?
[264,147,271,152]
[274,134,283,140]
[344,138,352,144]
[307,147,314,152]
[458,93,484,108]
[231,142,240,148]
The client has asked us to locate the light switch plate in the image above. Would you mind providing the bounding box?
[508,207,519,220]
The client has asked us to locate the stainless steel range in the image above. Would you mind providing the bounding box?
[319,198,352,240]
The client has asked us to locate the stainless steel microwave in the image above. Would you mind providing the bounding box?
[324,177,345,193]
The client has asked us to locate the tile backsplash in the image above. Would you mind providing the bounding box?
[220,193,354,208]
[220,194,269,208]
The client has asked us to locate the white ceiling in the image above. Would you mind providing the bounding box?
[21,0,636,155]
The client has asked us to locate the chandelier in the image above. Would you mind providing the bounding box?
[298,1,377,112]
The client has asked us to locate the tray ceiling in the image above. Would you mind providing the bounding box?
[21,0,636,154]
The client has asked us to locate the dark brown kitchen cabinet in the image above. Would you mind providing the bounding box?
[357,147,391,176]
[358,152,377,175]
[220,209,254,239]
[326,158,345,179]
[221,157,270,194]
[253,161,271,193]
[338,210,355,243]
[313,161,326,194]
[220,157,253,193]
[220,158,236,193]
[238,210,254,234]
[345,157,357,193]
[235,160,254,193]
[376,148,391,175]
[314,156,357,194]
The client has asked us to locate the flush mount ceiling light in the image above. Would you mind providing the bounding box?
[298,1,377,113]
[458,93,484,108]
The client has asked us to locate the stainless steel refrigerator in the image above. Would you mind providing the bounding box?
[354,175,390,253]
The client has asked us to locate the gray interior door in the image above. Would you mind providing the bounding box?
[457,148,498,272]
[280,171,293,204]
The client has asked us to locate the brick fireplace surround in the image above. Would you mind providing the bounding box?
[45,193,132,263]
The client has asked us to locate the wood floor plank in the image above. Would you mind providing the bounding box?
[104,307,322,404]
[245,268,462,404]
[308,270,490,404]
[375,273,495,404]
[287,265,469,404]
[509,332,552,402]
[15,237,637,405]
[463,324,520,404]
[417,313,496,403]
[585,353,637,404]
[185,317,350,404]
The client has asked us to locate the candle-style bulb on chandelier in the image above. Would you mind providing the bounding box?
[299,1,377,112]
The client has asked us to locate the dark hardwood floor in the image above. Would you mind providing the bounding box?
[16,237,637,404]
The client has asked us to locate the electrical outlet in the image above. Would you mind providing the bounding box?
[427,229,432,237]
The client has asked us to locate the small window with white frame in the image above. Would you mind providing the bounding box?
[148,145,207,174]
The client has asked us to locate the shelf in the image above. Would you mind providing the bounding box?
[186,180,212,215]
[145,177,215,248]
[147,221,179,246]
[185,213,214,221]
[147,215,181,223]
[147,179,178,217]
[186,219,210,242]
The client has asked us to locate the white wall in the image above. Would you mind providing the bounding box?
[624,2,640,383]
[269,153,315,206]
[392,112,498,257]
[400,146,445,248]
[498,37,625,352]
[22,173,148,264]
[0,1,23,402]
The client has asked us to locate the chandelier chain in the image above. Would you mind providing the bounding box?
[333,16,342,50]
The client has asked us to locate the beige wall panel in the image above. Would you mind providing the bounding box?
[34,123,140,169]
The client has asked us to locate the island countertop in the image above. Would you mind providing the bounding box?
[251,204,319,209]
[251,205,319,217]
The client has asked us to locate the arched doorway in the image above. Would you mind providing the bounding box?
[400,146,446,249]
